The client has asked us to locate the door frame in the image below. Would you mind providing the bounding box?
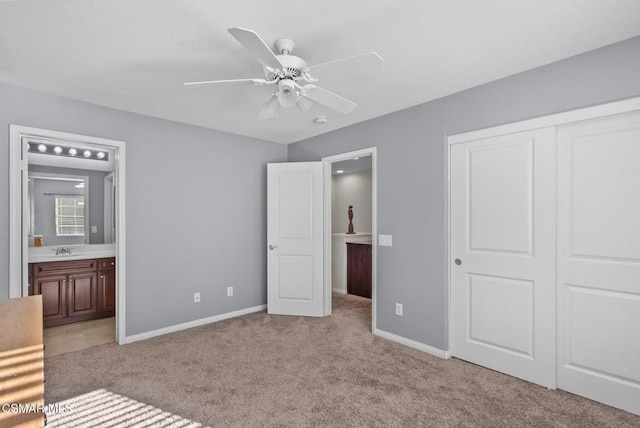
[104,172,115,244]
[9,125,127,345]
[446,96,640,353]
[322,147,377,330]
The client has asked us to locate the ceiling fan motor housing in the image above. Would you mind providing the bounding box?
[265,54,309,82]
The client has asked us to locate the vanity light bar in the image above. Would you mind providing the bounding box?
[27,142,109,162]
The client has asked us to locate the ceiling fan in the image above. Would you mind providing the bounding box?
[184,27,383,120]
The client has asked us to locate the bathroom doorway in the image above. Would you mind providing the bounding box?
[9,125,127,346]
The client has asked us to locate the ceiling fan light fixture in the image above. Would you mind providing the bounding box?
[275,80,300,108]
[258,94,281,120]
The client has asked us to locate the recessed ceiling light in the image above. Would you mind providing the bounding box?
[336,170,344,174]
[314,116,329,124]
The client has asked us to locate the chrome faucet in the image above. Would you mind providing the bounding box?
[54,247,72,255]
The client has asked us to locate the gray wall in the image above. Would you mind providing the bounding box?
[0,81,287,336]
[332,171,372,234]
[288,36,640,351]
[29,165,109,246]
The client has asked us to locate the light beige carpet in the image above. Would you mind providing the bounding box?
[46,389,208,427]
[44,294,639,427]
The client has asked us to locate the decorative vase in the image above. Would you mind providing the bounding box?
[347,205,355,234]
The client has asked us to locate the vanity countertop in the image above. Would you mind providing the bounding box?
[28,244,116,264]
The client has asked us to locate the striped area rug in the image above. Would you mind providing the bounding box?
[46,389,209,427]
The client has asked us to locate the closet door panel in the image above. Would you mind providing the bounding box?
[557,110,640,416]
[450,127,556,388]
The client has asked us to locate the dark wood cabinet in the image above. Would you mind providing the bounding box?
[67,271,98,318]
[34,274,67,324]
[30,257,115,328]
[98,258,116,313]
[347,242,372,299]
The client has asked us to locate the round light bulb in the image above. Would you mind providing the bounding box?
[54,146,63,154]
[83,150,92,158]
[336,170,344,174]
[38,144,47,153]
[68,148,77,156]
[97,152,105,159]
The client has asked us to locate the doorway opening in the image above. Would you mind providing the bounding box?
[323,147,377,331]
[9,125,126,346]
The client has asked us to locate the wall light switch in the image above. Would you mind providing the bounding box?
[379,234,393,247]
[91,225,98,233]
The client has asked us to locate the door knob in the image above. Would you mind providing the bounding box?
[455,258,462,266]
[268,244,278,250]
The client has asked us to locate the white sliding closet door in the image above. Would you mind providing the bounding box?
[557,111,640,415]
[450,127,556,388]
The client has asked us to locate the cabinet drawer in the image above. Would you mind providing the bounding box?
[33,259,97,276]
[98,257,116,270]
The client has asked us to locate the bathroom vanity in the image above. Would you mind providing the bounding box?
[331,233,372,295]
[28,247,116,328]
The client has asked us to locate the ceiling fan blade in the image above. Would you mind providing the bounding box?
[183,78,266,87]
[302,86,357,114]
[309,52,383,77]
[258,94,280,120]
[228,27,284,71]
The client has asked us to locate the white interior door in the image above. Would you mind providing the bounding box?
[557,111,640,415]
[450,127,556,388]
[267,162,324,317]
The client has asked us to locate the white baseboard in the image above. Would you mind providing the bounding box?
[124,304,267,344]
[332,287,347,294]
[374,328,450,359]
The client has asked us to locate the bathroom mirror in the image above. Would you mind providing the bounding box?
[28,171,89,246]
[28,155,116,247]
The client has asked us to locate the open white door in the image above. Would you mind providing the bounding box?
[267,162,324,317]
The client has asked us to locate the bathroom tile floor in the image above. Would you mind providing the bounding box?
[44,317,115,358]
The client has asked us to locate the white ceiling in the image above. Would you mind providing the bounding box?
[1,1,639,144]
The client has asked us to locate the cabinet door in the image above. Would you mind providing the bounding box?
[347,243,372,298]
[34,275,67,324]
[98,269,116,314]
[67,272,98,317]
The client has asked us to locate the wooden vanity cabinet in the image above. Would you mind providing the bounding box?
[30,257,115,328]
[98,257,116,313]
[33,274,67,324]
[347,242,372,299]
[67,270,99,318]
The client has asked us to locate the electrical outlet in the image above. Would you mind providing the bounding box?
[194,292,200,303]
[227,286,234,297]
[395,303,403,316]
